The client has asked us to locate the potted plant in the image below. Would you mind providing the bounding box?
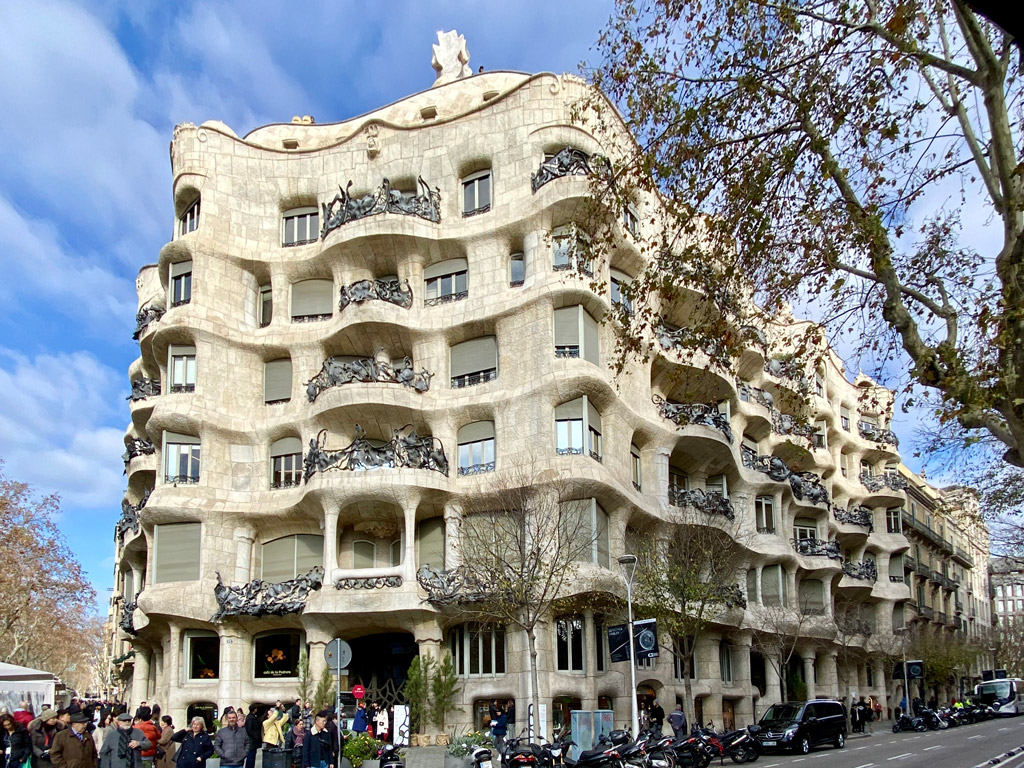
[207,752,221,768]
[343,732,383,768]
[444,731,492,768]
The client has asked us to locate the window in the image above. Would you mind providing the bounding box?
[884,462,899,477]
[164,432,200,484]
[509,252,525,287]
[254,632,302,679]
[755,496,775,533]
[416,518,445,570]
[185,631,219,680]
[886,508,902,534]
[168,345,197,393]
[595,617,606,672]
[554,396,602,462]
[706,473,728,498]
[424,258,469,305]
[270,437,302,489]
[630,444,642,491]
[840,407,851,431]
[558,498,609,567]
[814,420,827,449]
[610,269,633,314]
[556,616,585,672]
[622,205,639,238]
[669,466,689,494]
[552,226,592,275]
[793,517,817,540]
[264,358,292,404]
[814,374,825,398]
[170,261,192,307]
[553,305,599,364]
[259,284,273,327]
[674,637,696,680]
[462,170,491,217]
[353,540,376,569]
[282,207,319,246]
[458,421,496,475]
[860,460,874,477]
[179,197,200,236]
[290,279,333,322]
[390,539,403,567]
[798,579,825,615]
[761,564,786,607]
[450,336,497,388]
[153,522,201,583]
[840,453,850,477]
[719,642,734,684]
[262,534,323,582]
[449,624,506,676]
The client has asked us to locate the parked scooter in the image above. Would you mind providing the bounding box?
[892,711,927,733]
[378,744,405,768]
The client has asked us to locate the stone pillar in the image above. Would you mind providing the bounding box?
[217,625,246,709]
[233,528,255,584]
[764,660,782,716]
[821,652,838,699]
[323,508,339,577]
[802,651,816,700]
[166,622,181,692]
[733,631,754,726]
[582,613,597,710]
[703,632,723,729]
[132,644,151,707]
[404,503,418,580]
[443,502,461,571]
[754,567,762,605]
[785,568,797,608]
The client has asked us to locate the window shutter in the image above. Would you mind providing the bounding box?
[799,579,824,609]
[458,421,495,443]
[295,535,323,574]
[794,516,817,527]
[559,499,593,561]
[610,267,632,284]
[291,279,333,316]
[582,309,600,364]
[264,359,293,402]
[762,565,781,600]
[554,397,584,419]
[586,399,602,433]
[170,260,192,278]
[154,522,201,583]
[261,537,295,583]
[554,307,580,346]
[450,337,497,378]
[271,437,302,457]
[164,431,200,445]
[168,344,196,359]
[417,518,445,569]
[123,570,134,597]
[424,258,468,280]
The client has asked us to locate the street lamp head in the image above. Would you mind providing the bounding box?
[618,554,638,565]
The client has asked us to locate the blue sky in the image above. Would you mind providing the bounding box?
[0,0,614,609]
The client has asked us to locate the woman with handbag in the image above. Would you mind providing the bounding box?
[2,713,34,768]
[155,718,175,768]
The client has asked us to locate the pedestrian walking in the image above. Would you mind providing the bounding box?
[505,701,515,732]
[31,708,63,768]
[99,713,151,768]
[214,712,247,768]
[169,718,214,768]
[134,710,159,768]
[243,707,260,768]
[51,713,98,768]
[155,717,176,768]
[2,713,34,768]
[301,713,333,768]
[490,708,507,752]
[649,700,665,736]
[666,705,687,739]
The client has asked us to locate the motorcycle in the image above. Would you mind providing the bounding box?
[378,744,404,768]
[918,708,948,730]
[892,712,926,733]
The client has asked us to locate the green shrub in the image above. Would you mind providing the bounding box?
[447,731,492,758]
[343,732,384,768]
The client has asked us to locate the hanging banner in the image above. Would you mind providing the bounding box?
[633,618,660,660]
[608,624,631,662]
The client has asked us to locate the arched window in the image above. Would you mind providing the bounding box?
[554,397,602,462]
[270,437,302,489]
[553,305,599,364]
[261,534,323,582]
[457,421,496,475]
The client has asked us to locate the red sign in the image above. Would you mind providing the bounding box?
[352,685,365,699]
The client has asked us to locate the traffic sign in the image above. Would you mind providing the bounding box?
[352,684,365,699]
[324,638,352,670]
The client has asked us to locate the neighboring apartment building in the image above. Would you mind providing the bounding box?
[108,34,917,733]
[991,557,1024,624]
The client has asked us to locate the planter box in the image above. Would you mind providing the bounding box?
[361,760,380,768]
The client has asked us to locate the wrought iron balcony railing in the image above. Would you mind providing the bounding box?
[791,537,842,561]
[321,176,441,238]
[338,277,414,310]
[858,422,900,448]
[305,355,433,401]
[127,378,161,401]
[424,290,468,307]
[833,504,874,530]
[458,461,496,476]
[668,487,735,519]
[860,472,908,492]
[531,147,594,193]
[451,369,497,389]
[842,560,878,581]
[652,395,733,442]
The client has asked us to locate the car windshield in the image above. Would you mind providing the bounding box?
[760,704,802,722]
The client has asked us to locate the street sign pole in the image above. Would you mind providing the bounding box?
[324,639,353,718]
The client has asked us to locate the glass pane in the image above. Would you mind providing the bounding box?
[510,257,524,283]
[570,420,583,449]
[310,213,319,234]
[459,444,471,468]
[570,619,584,671]
[464,181,475,212]
[482,628,493,673]
[495,629,505,673]
[186,357,197,385]
[353,541,375,569]
[469,627,480,674]
[557,621,569,670]
[285,217,295,244]
[455,271,467,293]
[483,439,495,464]
[478,176,490,208]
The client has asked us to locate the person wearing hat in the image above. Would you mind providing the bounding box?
[30,708,63,768]
[51,712,98,768]
[98,713,150,768]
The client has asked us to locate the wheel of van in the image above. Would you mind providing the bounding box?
[798,736,811,755]
[834,732,845,749]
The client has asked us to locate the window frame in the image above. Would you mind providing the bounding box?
[259,284,273,327]
[462,170,492,217]
[622,205,639,238]
[168,345,197,394]
[353,540,377,570]
[449,623,506,677]
[457,422,496,476]
[170,261,193,308]
[425,259,469,305]
[551,226,593,276]
[260,534,323,583]
[755,495,775,533]
[886,507,903,534]
[184,630,220,681]
[509,252,525,287]
[270,438,303,490]
[178,197,200,237]
[282,206,319,247]
[163,432,201,485]
[555,615,586,673]
[630,444,642,491]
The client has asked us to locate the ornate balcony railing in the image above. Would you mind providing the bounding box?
[270,477,302,490]
[860,473,908,492]
[555,346,580,358]
[119,592,139,635]
[321,176,440,238]
[589,450,603,463]
[837,619,873,636]
[458,461,496,476]
[757,526,776,534]
[127,378,161,401]
[858,422,900,448]
[556,446,584,457]
[169,383,195,394]
[306,356,433,401]
[890,575,908,584]
[164,474,199,485]
[122,438,155,470]
[713,583,748,609]
[116,489,150,543]
[656,322,730,369]
[833,504,874,531]
[771,411,817,444]
[842,560,878,581]
[668,487,735,520]
[451,369,496,389]
[531,147,593,193]
[741,450,830,505]
[652,395,733,442]
[303,425,448,479]
[763,356,810,390]
[736,380,775,410]
[292,313,332,323]
[211,566,324,622]
[792,537,842,561]
[335,574,404,590]
[132,305,165,340]
[424,290,469,307]
[953,546,974,567]
[338,277,414,311]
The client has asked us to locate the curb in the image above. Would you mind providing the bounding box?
[972,744,1024,768]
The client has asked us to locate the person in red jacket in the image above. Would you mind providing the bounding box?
[134,709,161,768]
[11,703,34,729]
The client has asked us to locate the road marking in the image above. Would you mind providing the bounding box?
[923,745,942,751]
[1001,727,1013,731]
[853,764,875,768]
[887,754,913,761]
[792,760,805,763]
[856,745,868,749]
[969,733,986,739]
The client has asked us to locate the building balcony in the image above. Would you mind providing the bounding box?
[861,472,908,492]
[920,605,935,619]
[953,546,975,568]
[668,487,735,520]
[842,560,878,581]
[858,422,900,449]
[792,537,842,561]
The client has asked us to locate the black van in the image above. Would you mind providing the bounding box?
[756,700,847,754]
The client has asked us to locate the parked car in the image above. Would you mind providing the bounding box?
[755,700,847,754]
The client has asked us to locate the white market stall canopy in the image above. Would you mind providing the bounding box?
[0,661,57,713]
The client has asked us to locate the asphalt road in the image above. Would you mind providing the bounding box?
[754,716,1024,768]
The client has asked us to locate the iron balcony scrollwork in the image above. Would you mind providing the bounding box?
[424,290,469,307]
[712,583,748,609]
[763,356,810,391]
[668,487,735,520]
[303,425,448,480]
[321,177,441,238]
[338,277,414,311]
[458,461,496,476]
[119,592,140,635]
[115,488,150,542]
[416,564,493,606]
[791,537,842,561]
[335,575,404,590]
[860,473,908,492]
[832,504,874,531]
[531,147,593,193]
[652,395,733,443]
[741,449,830,505]
[122,438,155,472]
[451,369,496,389]
[842,560,878,581]
[132,305,165,340]
[211,566,324,622]
[656,323,730,369]
[736,380,775,411]
[305,356,433,402]
[771,411,817,444]
[858,422,900,449]
[127,378,161,401]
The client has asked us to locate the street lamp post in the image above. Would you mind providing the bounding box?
[618,554,639,737]
[895,627,910,717]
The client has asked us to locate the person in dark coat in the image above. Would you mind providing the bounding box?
[349,705,366,735]
[169,719,214,768]
[243,707,260,768]
[284,720,305,768]
[2,714,34,768]
[300,714,332,768]
[51,713,98,768]
[98,714,150,768]
[30,709,63,768]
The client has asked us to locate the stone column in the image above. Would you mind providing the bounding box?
[323,508,339,578]
[166,622,181,692]
[582,612,597,710]
[702,632,723,730]
[403,503,418,580]
[306,621,335,686]
[217,625,246,709]
[802,651,816,700]
[821,652,838,699]
[132,644,151,707]
[785,569,797,608]
[764,660,782,716]
[732,631,754,726]
[443,502,461,570]
[233,528,255,584]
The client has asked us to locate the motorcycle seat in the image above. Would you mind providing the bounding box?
[577,748,609,762]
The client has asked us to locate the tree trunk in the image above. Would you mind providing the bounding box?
[683,654,695,733]
[779,657,789,703]
[527,626,541,741]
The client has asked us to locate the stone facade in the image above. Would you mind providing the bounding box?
[106,48,933,734]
